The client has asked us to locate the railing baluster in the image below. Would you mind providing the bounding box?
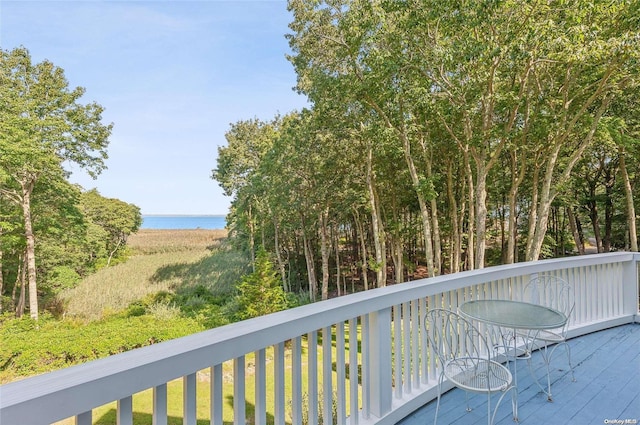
[393,305,402,398]
[361,315,370,419]
[152,383,167,425]
[427,295,437,381]
[254,349,266,425]
[274,342,285,425]
[308,330,319,425]
[184,373,196,425]
[211,364,223,425]
[420,297,428,384]
[348,318,359,425]
[76,411,91,425]
[336,321,346,425]
[322,326,333,424]
[369,308,392,418]
[234,356,245,425]
[292,337,303,425]
[402,301,411,393]
[117,396,132,425]
[411,299,419,389]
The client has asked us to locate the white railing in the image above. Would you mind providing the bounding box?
[1,253,639,425]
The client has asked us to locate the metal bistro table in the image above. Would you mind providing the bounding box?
[459,299,567,402]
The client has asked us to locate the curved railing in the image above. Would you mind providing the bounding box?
[1,253,639,425]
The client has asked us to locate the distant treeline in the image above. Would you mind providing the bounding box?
[213,0,640,302]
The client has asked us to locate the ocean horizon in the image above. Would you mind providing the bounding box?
[141,215,226,230]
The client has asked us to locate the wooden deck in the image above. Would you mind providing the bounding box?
[397,323,640,425]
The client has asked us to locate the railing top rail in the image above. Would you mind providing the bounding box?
[1,252,638,424]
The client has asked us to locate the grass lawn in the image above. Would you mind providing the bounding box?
[53,330,362,425]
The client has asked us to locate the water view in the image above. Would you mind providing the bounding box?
[141,215,226,230]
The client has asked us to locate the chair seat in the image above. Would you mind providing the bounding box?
[445,357,513,393]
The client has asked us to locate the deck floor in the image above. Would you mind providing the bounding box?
[397,323,640,425]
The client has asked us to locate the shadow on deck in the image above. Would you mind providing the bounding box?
[398,323,640,425]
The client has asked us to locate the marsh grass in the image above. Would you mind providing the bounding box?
[128,229,227,254]
[60,229,247,321]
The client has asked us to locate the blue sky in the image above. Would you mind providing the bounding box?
[1,0,308,215]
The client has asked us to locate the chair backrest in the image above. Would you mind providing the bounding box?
[521,274,574,326]
[425,308,490,367]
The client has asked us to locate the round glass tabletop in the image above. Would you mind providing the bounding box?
[458,299,566,329]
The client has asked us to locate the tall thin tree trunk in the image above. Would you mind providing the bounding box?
[402,136,435,277]
[567,207,585,255]
[474,160,488,269]
[22,184,38,321]
[525,159,541,260]
[319,209,330,301]
[248,203,255,271]
[426,161,441,275]
[0,239,3,315]
[15,253,26,318]
[463,147,475,270]
[619,148,638,251]
[446,162,461,273]
[506,150,526,264]
[353,209,369,291]
[272,217,288,291]
[300,214,317,302]
[333,225,341,296]
[366,147,386,287]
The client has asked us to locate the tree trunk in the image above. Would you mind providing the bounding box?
[473,160,488,269]
[619,148,638,251]
[21,183,38,321]
[366,147,386,287]
[300,215,317,302]
[463,147,475,270]
[527,92,614,260]
[527,145,560,261]
[248,203,256,270]
[0,240,3,315]
[524,161,540,260]
[446,162,461,273]
[352,209,369,291]
[506,150,526,264]
[604,174,614,252]
[587,182,603,253]
[426,161,441,275]
[567,206,585,255]
[333,225,342,296]
[106,237,123,267]
[398,132,435,277]
[15,253,26,318]
[319,209,330,301]
[272,217,288,291]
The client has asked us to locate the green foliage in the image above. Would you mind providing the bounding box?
[233,247,288,321]
[0,312,203,382]
[80,189,142,263]
[47,266,81,292]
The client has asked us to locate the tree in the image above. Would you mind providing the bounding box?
[234,247,288,321]
[0,47,112,320]
[80,189,142,266]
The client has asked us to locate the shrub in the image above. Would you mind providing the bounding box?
[0,313,204,382]
[234,247,288,321]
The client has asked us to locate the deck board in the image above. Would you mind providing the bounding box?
[397,323,640,425]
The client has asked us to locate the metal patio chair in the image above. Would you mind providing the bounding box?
[425,309,518,425]
[517,274,577,400]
